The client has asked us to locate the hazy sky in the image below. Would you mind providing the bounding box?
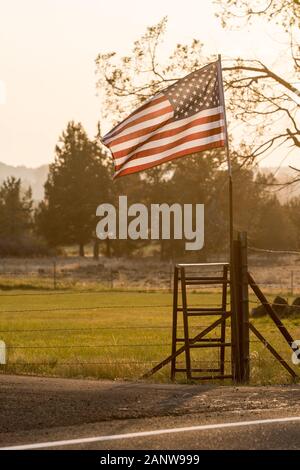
[0,0,298,168]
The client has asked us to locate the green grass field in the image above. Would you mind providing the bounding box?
[0,285,300,384]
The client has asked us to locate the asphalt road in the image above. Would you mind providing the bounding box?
[2,375,300,450]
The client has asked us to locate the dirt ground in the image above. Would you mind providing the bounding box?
[2,374,300,437]
[0,252,299,291]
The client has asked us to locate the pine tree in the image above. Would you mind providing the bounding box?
[0,177,33,239]
[36,121,110,256]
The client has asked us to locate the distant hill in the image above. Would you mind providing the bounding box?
[0,162,299,204]
[0,161,49,201]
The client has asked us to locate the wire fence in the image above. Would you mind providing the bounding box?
[1,256,300,294]
[0,259,177,291]
[0,256,300,383]
[0,266,230,381]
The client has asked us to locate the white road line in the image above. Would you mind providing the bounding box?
[2,416,300,450]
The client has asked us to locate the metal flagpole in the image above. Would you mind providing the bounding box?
[217,54,241,381]
[217,54,233,251]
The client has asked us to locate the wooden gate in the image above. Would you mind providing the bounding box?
[143,232,299,383]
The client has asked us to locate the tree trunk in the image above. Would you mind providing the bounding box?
[160,240,165,261]
[79,243,85,257]
[105,239,111,258]
[93,239,99,260]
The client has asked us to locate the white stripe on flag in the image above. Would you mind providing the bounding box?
[114,133,224,176]
[110,106,224,154]
[114,119,224,166]
[104,109,173,145]
[103,94,164,140]
[103,94,167,143]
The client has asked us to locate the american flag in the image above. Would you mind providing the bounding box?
[102,60,226,178]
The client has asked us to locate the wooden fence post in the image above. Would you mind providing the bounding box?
[231,239,241,382]
[53,260,57,290]
[238,231,250,382]
[231,231,250,383]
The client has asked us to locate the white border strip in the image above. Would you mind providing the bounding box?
[2,416,300,450]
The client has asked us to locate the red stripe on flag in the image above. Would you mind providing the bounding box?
[112,113,224,159]
[114,140,225,178]
[114,126,224,170]
[103,96,170,142]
